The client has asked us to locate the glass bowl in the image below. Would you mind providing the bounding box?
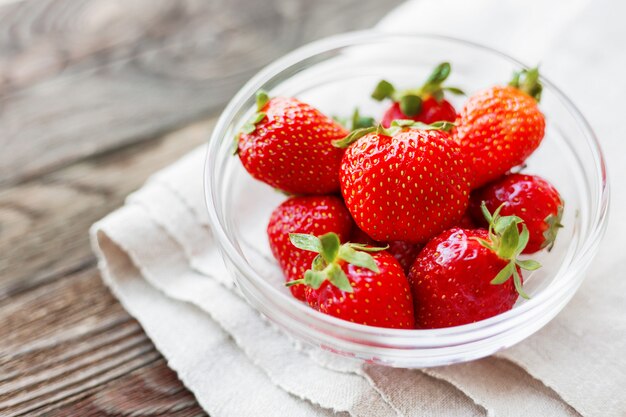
[204,31,609,368]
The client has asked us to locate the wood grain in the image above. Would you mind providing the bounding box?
[0,267,205,416]
[0,0,403,186]
[0,0,404,414]
[0,119,212,300]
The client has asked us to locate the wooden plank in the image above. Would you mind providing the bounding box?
[0,0,404,186]
[41,360,206,417]
[0,119,212,299]
[0,267,200,416]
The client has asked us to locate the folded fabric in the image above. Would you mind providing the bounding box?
[91,0,626,416]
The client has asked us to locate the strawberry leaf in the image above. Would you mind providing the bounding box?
[332,126,377,149]
[241,112,266,134]
[493,214,523,235]
[424,62,451,86]
[497,221,519,260]
[327,264,353,292]
[371,80,396,101]
[352,108,375,130]
[542,204,564,251]
[289,233,322,253]
[319,232,340,264]
[515,224,530,256]
[399,94,422,116]
[480,203,539,298]
[338,245,379,273]
[474,237,496,252]
[311,254,325,271]
[481,201,494,224]
[304,270,327,289]
[513,267,530,299]
[516,259,542,271]
[256,90,270,110]
[333,108,375,131]
[491,261,515,285]
[443,86,466,95]
[389,119,454,132]
[509,67,543,102]
[232,133,240,155]
[347,243,389,252]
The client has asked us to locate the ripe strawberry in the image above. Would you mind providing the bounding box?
[454,68,546,188]
[236,91,348,194]
[408,203,541,328]
[267,196,353,300]
[349,228,422,274]
[349,227,379,246]
[371,62,464,127]
[470,173,564,253]
[288,232,415,329]
[386,241,423,274]
[455,211,477,229]
[334,121,471,244]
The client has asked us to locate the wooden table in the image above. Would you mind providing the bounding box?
[0,0,403,415]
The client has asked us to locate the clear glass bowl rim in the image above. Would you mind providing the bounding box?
[204,31,609,347]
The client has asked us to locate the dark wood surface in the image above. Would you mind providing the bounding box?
[0,0,403,415]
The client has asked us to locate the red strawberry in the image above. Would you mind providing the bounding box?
[470,173,564,253]
[237,91,348,194]
[334,121,471,244]
[267,196,353,300]
[288,232,415,329]
[454,68,546,188]
[371,62,463,127]
[386,241,423,274]
[408,204,540,328]
[350,227,379,246]
[349,227,422,274]
[455,211,477,229]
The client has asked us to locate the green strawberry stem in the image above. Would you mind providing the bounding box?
[542,203,564,251]
[476,202,541,299]
[509,67,543,102]
[332,119,454,149]
[233,90,270,155]
[371,62,465,116]
[333,108,376,131]
[256,90,270,110]
[286,232,388,292]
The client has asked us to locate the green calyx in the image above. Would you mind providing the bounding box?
[475,202,542,299]
[509,67,543,102]
[542,203,564,251]
[286,232,388,292]
[333,108,376,131]
[232,90,270,155]
[331,119,455,149]
[371,62,465,116]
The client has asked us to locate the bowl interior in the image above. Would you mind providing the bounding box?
[206,33,606,365]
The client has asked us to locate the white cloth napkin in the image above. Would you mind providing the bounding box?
[91,0,626,416]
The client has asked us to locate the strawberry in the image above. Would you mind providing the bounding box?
[349,227,379,246]
[371,62,464,127]
[267,196,353,300]
[408,203,541,328]
[455,211,477,229]
[386,241,423,274]
[349,228,422,274]
[287,232,415,329]
[453,68,546,188]
[236,91,348,194]
[469,173,564,253]
[334,121,471,244]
